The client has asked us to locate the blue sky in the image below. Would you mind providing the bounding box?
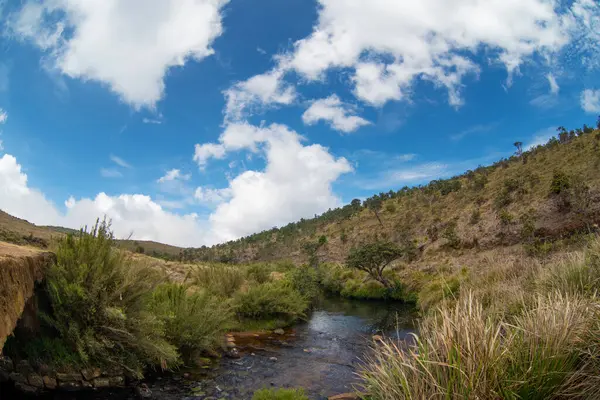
[0,0,599,246]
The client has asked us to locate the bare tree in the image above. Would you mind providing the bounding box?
[514,141,523,157]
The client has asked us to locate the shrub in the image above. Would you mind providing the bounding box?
[233,281,308,322]
[252,388,309,400]
[498,209,514,226]
[44,220,178,375]
[550,170,571,195]
[192,264,245,297]
[504,177,520,192]
[150,284,233,362]
[288,265,321,302]
[494,188,512,209]
[246,263,273,284]
[442,221,461,249]
[385,203,397,213]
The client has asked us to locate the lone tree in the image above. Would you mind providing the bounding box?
[514,141,523,157]
[345,242,403,288]
[364,197,384,226]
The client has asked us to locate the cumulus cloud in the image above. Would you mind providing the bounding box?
[0,109,7,124]
[194,122,353,241]
[157,169,191,183]
[8,0,229,108]
[0,153,208,246]
[281,0,575,105]
[581,89,600,113]
[224,68,296,121]
[302,95,370,133]
[194,187,232,205]
[193,143,227,168]
[0,154,62,225]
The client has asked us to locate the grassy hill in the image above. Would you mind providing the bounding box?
[0,211,182,260]
[182,122,600,265]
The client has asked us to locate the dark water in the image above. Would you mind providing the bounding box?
[1,297,416,400]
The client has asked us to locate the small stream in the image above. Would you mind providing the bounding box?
[4,297,417,400]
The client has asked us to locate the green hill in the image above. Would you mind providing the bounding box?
[182,122,600,265]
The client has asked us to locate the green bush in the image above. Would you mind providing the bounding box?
[252,388,309,400]
[233,280,308,322]
[192,264,245,297]
[550,170,571,195]
[288,265,321,301]
[44,220,178,376]
[150,284,232,362]
[246,263,273,284]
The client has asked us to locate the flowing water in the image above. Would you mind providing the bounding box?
[2,297,416,400]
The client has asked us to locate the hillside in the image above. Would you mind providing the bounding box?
[0,211,182,260]
[182,122,600,265]
[1,122,599,266]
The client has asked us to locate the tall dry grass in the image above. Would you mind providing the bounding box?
[359,238,600,400]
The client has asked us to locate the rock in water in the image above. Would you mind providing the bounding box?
[136,383,153,399]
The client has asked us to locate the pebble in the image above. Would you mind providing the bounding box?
[269,357,278,362]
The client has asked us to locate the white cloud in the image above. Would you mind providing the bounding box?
[0,153,208,246]
[100,168,123,178]
[581,89,600,113]
[0,109,7,124]
[157,169,191,183]
[277,0,586,107]
[9,0,229,108]
[223,68,296,121]
[194,187,232,205]
[193,143,227,168]
[302,95,370,133]
[143,118,162,125]
[451,122,499,141]
[194,122,353,241]
[110,155,132,169]
[0,154,62,225]
[547,73,560,94]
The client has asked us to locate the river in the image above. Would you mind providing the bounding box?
[3,297,416,400]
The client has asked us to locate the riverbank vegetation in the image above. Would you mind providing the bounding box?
[359,236,600,399]
[3,221,318,378]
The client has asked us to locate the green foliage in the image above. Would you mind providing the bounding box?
[252,388,309,400]
[503,177,520,192]
[44,220,178,375]
[150,284,232,362]
[287,265,321,301]
[498,210,514,226]
[385,202,397,213]
[442,221,461,249]
[192,265,245,297]
[550,170,571,195]
[520,210,537,243]
[246,263,273,284]
[494,188,512,209]
[346,242,403,287]
[233,280,308,322]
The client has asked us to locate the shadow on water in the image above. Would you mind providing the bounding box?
[1,296,417,400]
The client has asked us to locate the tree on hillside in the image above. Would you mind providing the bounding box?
[513,141,523,158]
[345,242,403,288]
[364,197,384,226]
[597,115,600,130]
